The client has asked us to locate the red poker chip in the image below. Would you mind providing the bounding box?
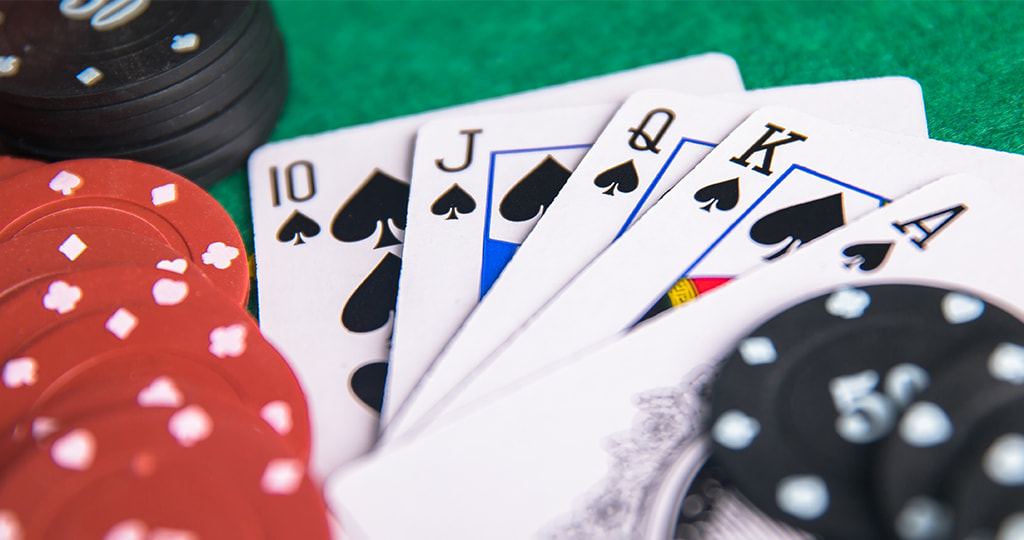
[0,396,331,540]
[0,156,46,181]
[0,264,310,463]
[0,159,249,306]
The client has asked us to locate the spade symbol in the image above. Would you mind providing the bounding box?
[842,242,894,272]
[276,210,321,245]
[499,155,572,222]
[749,193,846,261]
[431,183,476,220]
[341,252,402,333]
[331,170,410,249]
[593,160,639,196]
[694,178,739,212]
[350,361,388,413]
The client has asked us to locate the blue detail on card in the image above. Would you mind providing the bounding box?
[480,238,520,297]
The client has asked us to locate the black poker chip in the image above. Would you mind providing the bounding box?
[0,0,287,187]
[707,283,1024,540]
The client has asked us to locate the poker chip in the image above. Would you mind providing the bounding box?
[0,156,45,181]
[0,264,311,464]
[0,394,330,539]
[708,284,1024,539]
[0,159,249,306]
[0,1,287,186]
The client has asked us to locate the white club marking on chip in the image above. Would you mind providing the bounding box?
[102,519,146,540]
[43,280,83,314]
[170,33,200,53]
[151,183,177,206]
[941,291,985,324]
[260,401,293,436]
[997,512,1024,540]
[0,510,23,540]
[775,474,829,521]
[31,416,59,440]
[155,258,188,274]
[49,170,83,196]
[260,458,304,495]
[989,342,1024,385]
[201,241,240,270]
[738,336,776,366]
[168,405,213,448]
[899,401,954,448]
[137,377,184,408]
[105,308,138,340]
[209,324,247,358]
[0,55,20,77]
[151,278,189,306]
[711,409,761,450]
[51,428,96,471]
[75,66,103,86]
[57,233,87,261]
[2,357,37,389]
[983,433,1024,487]
[894,496,954,540]
[825,287,871,319]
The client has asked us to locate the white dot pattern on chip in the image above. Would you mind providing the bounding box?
[105,308,138,340]
[825,287,871,319]
[984,433,1024,486]
[0,510,23,540]
[260,401,293,436]
[989,343,1024,385]
[151,278,189,306]
[941,292,984,324]
[209,324,247,358]
[201,242,240,270]
[712,409,761,450]
[775,474,829,521]
[899,401,954,448]
[261,459,304,495]
[170,33,200,53]
[2,357,37,389]
[895,496,953,540]
[997,512,1024,540]
[103,519,147,540]
[43,280,82,314]
[31,417,59,441]
[51,428,96,471]
[151,183,177,206]
[155,258,188,274]
[76,66,102,86]
[168,405,213,448]
[739,336,776,366]
[49,170,82,195]
[0,55,20,77]
[137,377,184,409]
[58,233,87,261]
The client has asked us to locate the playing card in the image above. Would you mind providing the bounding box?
[382,77,929,440]
[324,172,1024,539]
[392,105,1024,439]
[384,104,620,425]
[247,53,743,477]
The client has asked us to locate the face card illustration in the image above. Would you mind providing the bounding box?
[384,105,610,427]
[247,53,745,477]
[382,78,930,441]
[324,173,1024,540]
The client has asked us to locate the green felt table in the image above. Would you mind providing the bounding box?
[210,0,1024,281]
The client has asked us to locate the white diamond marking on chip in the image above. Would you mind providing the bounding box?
[49,170,83,195]
[76,66,103,86]
[738,336,776,366]
[0,509,23,540]
[899,401,954,448]
[2,357,37,389]
[261,458,304,495]
[137,377,184,408]
[711,409,761,450]
[51,428,96,471]
[152,278,189,306]
[776,474,829,521]
[168,405,213,448]
[209,324,247,358]
[941,292,984,324]
[0,55,20,77]
[151,183,177,206]
[895,496,954,540]
[156,258,188,274]
[260,401,293,436]
[105,308,138,340]
[201,242,240,270]
[984,433,1024,487]
[989,343,1024,385]
[43,280,83,314]
[58,233,87,261]
[171,33,200,53]
[825,287,871,319]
